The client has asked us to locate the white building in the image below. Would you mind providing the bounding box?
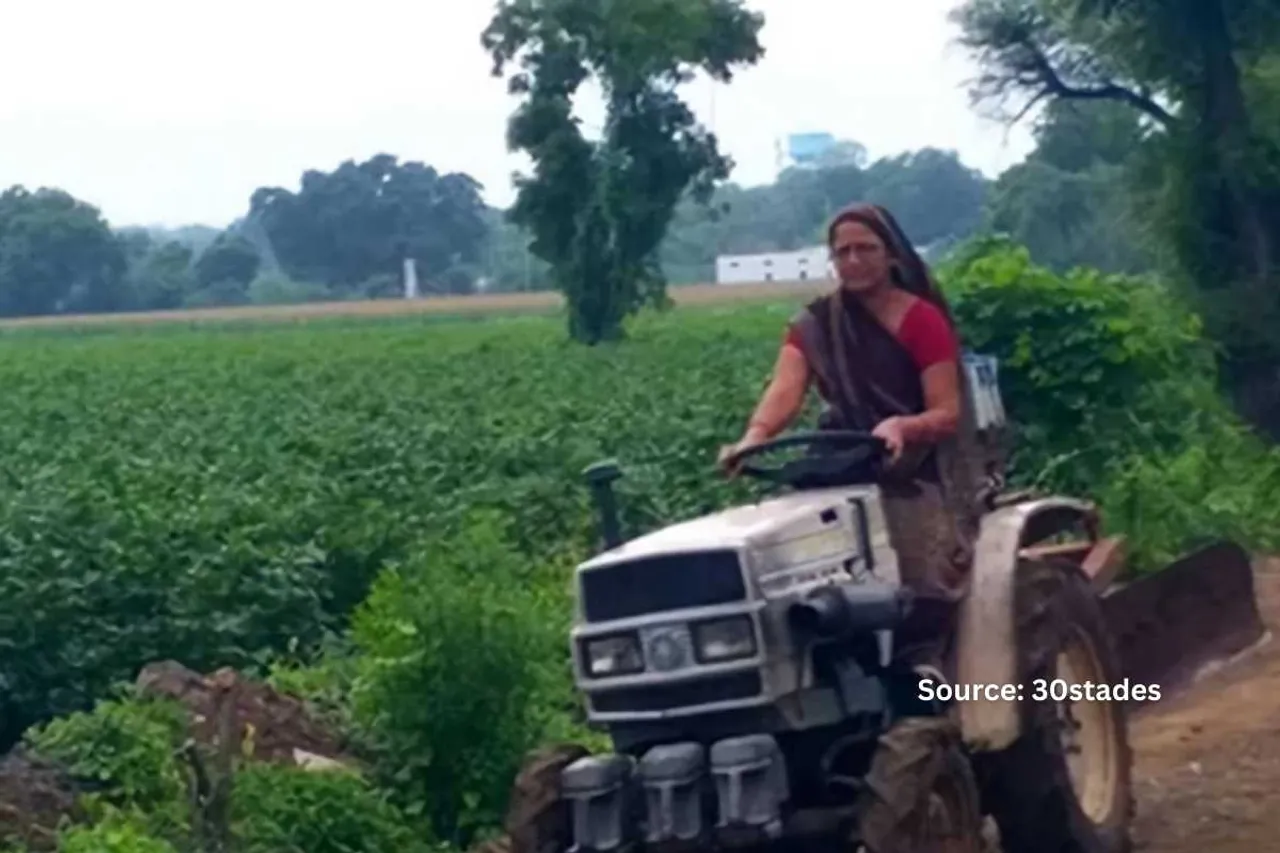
[715,246,832,285]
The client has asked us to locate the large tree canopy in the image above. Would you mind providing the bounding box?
[656,145,990,282]
[953,0,1280,436]
[982,98,1158,273]
[249,154,489,295]
[482,0,765,343]
[0,186,128,317]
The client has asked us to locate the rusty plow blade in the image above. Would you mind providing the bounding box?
[1099,540,1266,702]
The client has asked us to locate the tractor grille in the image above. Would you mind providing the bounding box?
[590,672,763,714]
[580,550,747,623]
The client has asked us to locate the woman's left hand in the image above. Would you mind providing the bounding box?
[872,417,907,462]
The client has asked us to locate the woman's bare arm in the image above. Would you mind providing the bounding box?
[899,360,961,443]
[741,344,810,442]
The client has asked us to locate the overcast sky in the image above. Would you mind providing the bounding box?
[0,0,1035,229]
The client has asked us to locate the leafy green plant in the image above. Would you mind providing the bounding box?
[939,235,1212,492]
[938,234,1280,569]
[0,236,1274,771]
[1097,403,1280,572]
[230,763,435,853]
[347,512,580,847]
[58,812,178,853]
[24,693,189,837]
[0,307,786,744]
[265,632,360,735]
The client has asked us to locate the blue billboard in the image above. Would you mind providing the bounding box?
[787,132,836,164]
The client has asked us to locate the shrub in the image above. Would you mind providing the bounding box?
[59,813,178,853]
[231,764,435,853]
[939,235,1280,570]
[1096,391,1280,572]
[347,512,583,847]
[938,235,1212,492]
[23,689,435,853]
[24,693,189,837]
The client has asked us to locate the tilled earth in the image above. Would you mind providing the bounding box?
[1129,557,1280,851]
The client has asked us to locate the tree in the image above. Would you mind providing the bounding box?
[981,99,1159,273]
[120,233,196,310]
[653,147,989,283]
[0,186,128,317]
[481,208,551,292]
[951,0,1280,436]
[861,148,990,248]
[249,155,489,296]
[195,231,261,293]
[481,0,766,343]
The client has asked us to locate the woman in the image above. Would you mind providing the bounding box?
[718,202,985,677]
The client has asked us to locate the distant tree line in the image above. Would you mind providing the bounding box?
[0,87,1232,323]
[0,133,1129,319]
[0,155,492,317]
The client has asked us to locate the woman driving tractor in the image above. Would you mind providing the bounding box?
[719,201,985,672]
[717,202,989,852]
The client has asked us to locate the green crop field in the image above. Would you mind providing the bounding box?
[0,299,815,742]
[4,241,1278,750]
[6,244,1280,850]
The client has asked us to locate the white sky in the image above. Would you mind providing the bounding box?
[0,0,1035,229]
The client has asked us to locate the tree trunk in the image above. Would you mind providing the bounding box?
[1190,0,1280,439]
[1195,0,1274,286]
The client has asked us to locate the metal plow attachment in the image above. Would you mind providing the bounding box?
[1100,539,1267,701]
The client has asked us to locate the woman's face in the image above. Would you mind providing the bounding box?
[830,220,892,293]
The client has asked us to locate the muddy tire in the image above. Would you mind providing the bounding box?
[493,743,589,853]
[859,718,985,853]
[923,740,986,853]
[975,558,1133,853]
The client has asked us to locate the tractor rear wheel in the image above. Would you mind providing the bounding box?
[975,558,1133,853]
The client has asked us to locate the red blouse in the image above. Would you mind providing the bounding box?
[783,298,959,371]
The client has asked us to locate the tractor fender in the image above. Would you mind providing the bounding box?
[954,495,1098,752]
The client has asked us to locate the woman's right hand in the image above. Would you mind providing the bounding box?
[718,430,767,477]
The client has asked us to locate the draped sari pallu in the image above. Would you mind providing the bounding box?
[788,287,988,677]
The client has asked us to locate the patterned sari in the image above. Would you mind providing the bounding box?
[786,203,987,671]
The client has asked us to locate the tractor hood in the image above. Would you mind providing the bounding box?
[578,485,878,571]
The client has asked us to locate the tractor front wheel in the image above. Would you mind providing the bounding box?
[491,743,589,853]
[857,717,985,853]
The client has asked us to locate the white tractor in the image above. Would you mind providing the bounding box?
[485,353,1258,853]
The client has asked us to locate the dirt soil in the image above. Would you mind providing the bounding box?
[0,749,83,850]
[0,281,829,329]
[134,660,352,766]
[1129,557,1280,851]
[0,661,354,850]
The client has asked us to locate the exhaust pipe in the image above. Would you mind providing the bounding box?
[582,459,624,551]
[788,583,914,640]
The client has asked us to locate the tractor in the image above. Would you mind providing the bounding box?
[489,353,1261,853]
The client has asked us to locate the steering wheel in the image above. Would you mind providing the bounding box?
[726,430,888,488]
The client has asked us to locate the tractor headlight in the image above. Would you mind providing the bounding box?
[584,633,644,677]
[693,616,756,663]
